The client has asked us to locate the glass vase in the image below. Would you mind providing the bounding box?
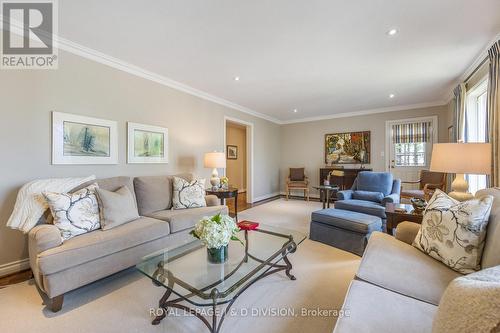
[207,245,228,264]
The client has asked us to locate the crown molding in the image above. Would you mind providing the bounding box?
[55,36,283,124]
[280,100,447,125]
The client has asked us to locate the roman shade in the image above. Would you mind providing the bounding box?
[391,122,431,143]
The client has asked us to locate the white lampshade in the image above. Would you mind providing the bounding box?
[204,152,226,169]
[430,143,491,175]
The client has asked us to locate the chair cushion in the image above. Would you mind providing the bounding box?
[311,208,382,234]
[289,168,305,181]
[147,205,229,233]
[334,199,386,219]
[38,217,169,275]
[352,190,384,203]
[401,189,425,199]
[357,232,462,305]
[287,181,308,188]
[356,171,394,196]
[333,280,437,333]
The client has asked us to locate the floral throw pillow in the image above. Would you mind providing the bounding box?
[172,177,206,210]
[43,184,101,241]
[412,190,493,274]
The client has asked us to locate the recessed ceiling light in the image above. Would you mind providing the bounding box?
[387,28,398,36]
[293,109,298,113]
[389,94,395,99]
[234,76,240,81]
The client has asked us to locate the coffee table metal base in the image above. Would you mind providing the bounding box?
[150,235,297,332]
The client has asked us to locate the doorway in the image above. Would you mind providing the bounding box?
[385,116,438,189]
[224,116,254,210]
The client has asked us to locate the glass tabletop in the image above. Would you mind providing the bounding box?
[313,185,339,190]
[136,224,306,306]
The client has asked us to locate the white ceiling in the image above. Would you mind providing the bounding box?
[58,0,500,123]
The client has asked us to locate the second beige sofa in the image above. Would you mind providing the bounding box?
[28,173,228,312]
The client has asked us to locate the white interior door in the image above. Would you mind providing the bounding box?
[386,117,438,189]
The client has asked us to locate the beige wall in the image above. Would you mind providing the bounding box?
[226,123,247,191]
[280,105,449,195]
[0,51,281,268]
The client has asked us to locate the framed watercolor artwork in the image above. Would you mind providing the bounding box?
[227,145,238,160]
[127,122,168,163]
[52,112,118,165]
[324,131,370,164]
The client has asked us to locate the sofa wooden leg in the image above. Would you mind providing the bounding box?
[50,294,64,312]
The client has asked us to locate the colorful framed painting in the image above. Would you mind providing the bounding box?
[325,131,370,164]
[52,112,118,165]
[127,122,168,164]
[227,145,238,160]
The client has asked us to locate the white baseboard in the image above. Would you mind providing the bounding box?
[0,258,30,277]
[252,192,280,203]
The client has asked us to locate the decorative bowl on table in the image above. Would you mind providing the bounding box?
[410,198,427,214]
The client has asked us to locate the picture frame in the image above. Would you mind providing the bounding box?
[127,122,168,164]
[52,112,118,165]
[324,131,370,164]
[227,145,238,160]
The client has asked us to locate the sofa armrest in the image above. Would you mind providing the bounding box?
[337,190,353,200]
[29,224,62,254]
[205,194,220,207]
[382,193,400,204]
[395,221,421,245]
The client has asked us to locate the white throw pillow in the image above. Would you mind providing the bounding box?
[172,177,206,210]
[43,184,101,241]
[413,190,493,274]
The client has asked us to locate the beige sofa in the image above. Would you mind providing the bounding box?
[28,173,228,312]
[334,188,500,332]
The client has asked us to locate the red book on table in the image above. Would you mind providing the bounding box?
[238,220,259,230]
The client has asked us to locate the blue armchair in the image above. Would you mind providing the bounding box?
[336,171,401,221]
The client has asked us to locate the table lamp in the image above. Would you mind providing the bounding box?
[429,143,491,201]
[204,152,226,189]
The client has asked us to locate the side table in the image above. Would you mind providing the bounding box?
[205,187,239,221]
[313,185,339,209]
[385,203,423,235]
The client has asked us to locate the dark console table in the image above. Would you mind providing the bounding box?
[319,167,372,201]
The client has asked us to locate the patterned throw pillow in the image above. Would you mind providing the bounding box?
[172,177,206,210]
[43,184,101,241]
[412,190,494,274]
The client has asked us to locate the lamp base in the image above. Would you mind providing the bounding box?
[448,174,473,201]
[210,168,220,189]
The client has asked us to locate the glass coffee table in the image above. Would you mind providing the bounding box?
[136,224,306,332]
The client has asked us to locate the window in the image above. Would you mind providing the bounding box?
[465,79,488,194]
[394,142,426,167]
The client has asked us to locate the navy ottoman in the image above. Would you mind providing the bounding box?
[310,208,382,256]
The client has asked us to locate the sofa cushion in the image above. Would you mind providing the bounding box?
[476,188,500,269]
[134,176,173,215]
[333,280,437,333]
[356,171,393,196]
[43,184,101,241]
[96,186,140,230]
[172,177,207,210]
[413,190,493,274]
[352,190,384,203]
[311,208,382,234]
[334,199,386,219]
[38,217,170,275]
[147,205,229,233]
[356,232,461,305]
[432,265,500,333]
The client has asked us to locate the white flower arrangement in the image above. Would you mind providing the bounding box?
[190,213,242,249]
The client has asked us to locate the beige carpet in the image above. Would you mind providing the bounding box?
[0,199,360,333]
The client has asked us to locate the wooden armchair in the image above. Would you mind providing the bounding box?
[401,170,446,201]
[285,168,310,201]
